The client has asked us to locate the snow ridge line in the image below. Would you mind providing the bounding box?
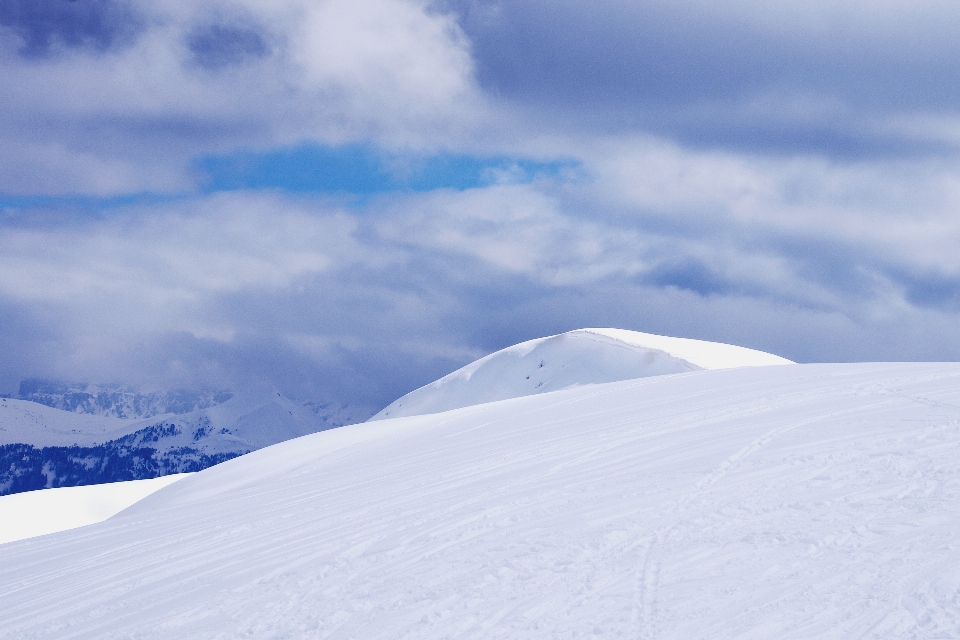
[631,397,905,640]
[437,374,681,441]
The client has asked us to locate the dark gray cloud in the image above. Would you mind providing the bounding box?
[0,302,62,393]
[186,23,270,70]
[0,0,142,56]
[643,259,740,298]
[108,331,457,416]
[442,0,960,158]
[894,270,960,312]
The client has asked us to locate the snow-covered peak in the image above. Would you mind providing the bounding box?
[579,328,795,369]
[370,328,793,420]
[192,384,330,452]
[0,397,136,447]
[14,379,233,420]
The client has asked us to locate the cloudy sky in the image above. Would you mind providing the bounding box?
[2,0,960,414]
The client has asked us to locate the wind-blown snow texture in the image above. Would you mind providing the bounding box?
[371,328,793,420]
[3,362,960,638]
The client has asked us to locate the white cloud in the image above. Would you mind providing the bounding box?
[290,0,476,124]
[0,193,368,339]
[585,136,960,274]
[0,0,484,195]
[376,185,649,285]
[2,167,960,403]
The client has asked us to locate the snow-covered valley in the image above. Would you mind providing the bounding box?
[3,360,960,637]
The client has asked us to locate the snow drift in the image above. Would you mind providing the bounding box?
[0,475,191,545]
[3,362,959,638]
[371,328,793,420]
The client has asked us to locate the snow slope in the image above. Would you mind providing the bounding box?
[371,327,793,420]
[0,475,191,545]
[3,362,960,638]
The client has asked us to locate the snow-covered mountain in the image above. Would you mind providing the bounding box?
[371,328,793,420]
[0,386,350,496]
[3,362,960,637]
[0,397,139,447]
[0,329,787,496]
[14,379,233,419]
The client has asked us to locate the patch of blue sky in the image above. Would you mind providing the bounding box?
[0,145,581,212]
[0,192,187,215]
[196,144,581,195]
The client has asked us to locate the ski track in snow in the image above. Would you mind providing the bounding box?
[3,363,960,638]
[632,394,908,639]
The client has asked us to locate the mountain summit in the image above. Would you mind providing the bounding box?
[370,328,793,420]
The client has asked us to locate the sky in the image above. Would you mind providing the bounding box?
[2,0,960,415]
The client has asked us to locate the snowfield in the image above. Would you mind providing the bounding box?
[371,328,793,420]
[3,362,960,638]
[0,475,191,545]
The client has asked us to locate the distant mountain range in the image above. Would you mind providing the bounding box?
[14,379,235,420]
[0,381,374,496]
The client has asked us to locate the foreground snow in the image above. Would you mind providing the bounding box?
[372,328,793,420]
[2,362,960,638]
[0,475,191,545]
